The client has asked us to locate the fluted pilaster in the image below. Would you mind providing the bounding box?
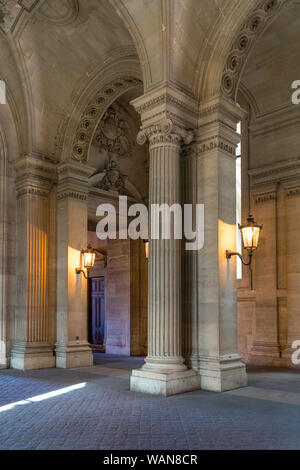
[55,161,95,369]
[11,156,56,370]
[181,145,199,370]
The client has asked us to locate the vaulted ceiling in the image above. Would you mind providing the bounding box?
[0,0,295,162]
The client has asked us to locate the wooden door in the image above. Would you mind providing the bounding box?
[89,277,105,349]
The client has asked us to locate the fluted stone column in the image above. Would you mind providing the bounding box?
[195,95,248,392]
[130,87,200,396]
[10,156,56,370]
[55,162,94,368]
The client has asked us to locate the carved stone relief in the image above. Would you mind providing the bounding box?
[72,77,141,163]
[92,105,132,160]
[91,160,128,195]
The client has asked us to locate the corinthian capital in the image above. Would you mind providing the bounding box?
[137,119,194,147]
[131,85,197,148]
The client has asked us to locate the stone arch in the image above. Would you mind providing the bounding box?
[196,0,292,101]
[59,59,143,163]
[71,76,142,164]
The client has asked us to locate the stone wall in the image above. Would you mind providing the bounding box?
[237,103,300,368]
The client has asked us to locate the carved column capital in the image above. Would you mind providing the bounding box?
[132,85,197,149]
[137,118,194,148]
[57,161,96,202]
[14,155,57,199]
[197,94,247,158]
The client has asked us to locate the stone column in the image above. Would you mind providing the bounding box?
[10,156,56,370]
[195,95,247,392]
[130,86,200,396]
[55,162,94,368]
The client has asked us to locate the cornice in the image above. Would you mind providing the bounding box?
[131,84,199,131]
[249,158,300,186]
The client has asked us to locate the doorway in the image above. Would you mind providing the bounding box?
[89,277,105,352]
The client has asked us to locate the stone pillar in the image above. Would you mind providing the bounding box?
[130,86,200,396]
[0,134,8,368]
[55,162,94,368]
[195,95,247,392]
[10,156,56,370]
[181,145,200,370]
[250,185,280,363]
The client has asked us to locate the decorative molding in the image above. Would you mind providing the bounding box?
[249,158,300,186]
[14,155,57,197]
[57,191,87,202]
[72,77,141,163]
[131,85,199,133]
[0,0,39,33]
[197,136,236,157]
[221,0,292,100]
[136,118,194,148]
[36,0,79,26]
[253,190,277,204]
[196,95,244,157]
[285,186,300,198]
[250,103,300,136]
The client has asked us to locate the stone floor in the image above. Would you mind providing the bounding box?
[0,354,300,450]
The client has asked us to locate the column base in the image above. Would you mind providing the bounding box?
[199,354,247,392]
[55,342,93,369]
[10,342,55,371]
[130,368,201,397]
[0,353,8,369]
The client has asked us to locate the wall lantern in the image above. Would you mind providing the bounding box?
[143,240,149,260]
[76,244,107,279]
[226,215,262,267]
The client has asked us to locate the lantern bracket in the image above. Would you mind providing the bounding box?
[226,250,253,266]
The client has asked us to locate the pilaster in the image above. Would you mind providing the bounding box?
[195,94,248,392]
[55,161,95,369]
[11,155,57,370]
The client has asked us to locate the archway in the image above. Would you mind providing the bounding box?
[55,69,148,368]
[235,0,300,367]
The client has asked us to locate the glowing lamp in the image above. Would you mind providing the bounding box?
[76,245,107,279]
[143,240,149,260]
[226,215,262,266]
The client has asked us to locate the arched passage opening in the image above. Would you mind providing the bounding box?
[55,73,148,368]
[235,0,300,367]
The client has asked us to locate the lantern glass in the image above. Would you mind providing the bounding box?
[239,215,262,252]
[83,251,96,270]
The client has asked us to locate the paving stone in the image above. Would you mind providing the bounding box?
[0,356,300,450]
